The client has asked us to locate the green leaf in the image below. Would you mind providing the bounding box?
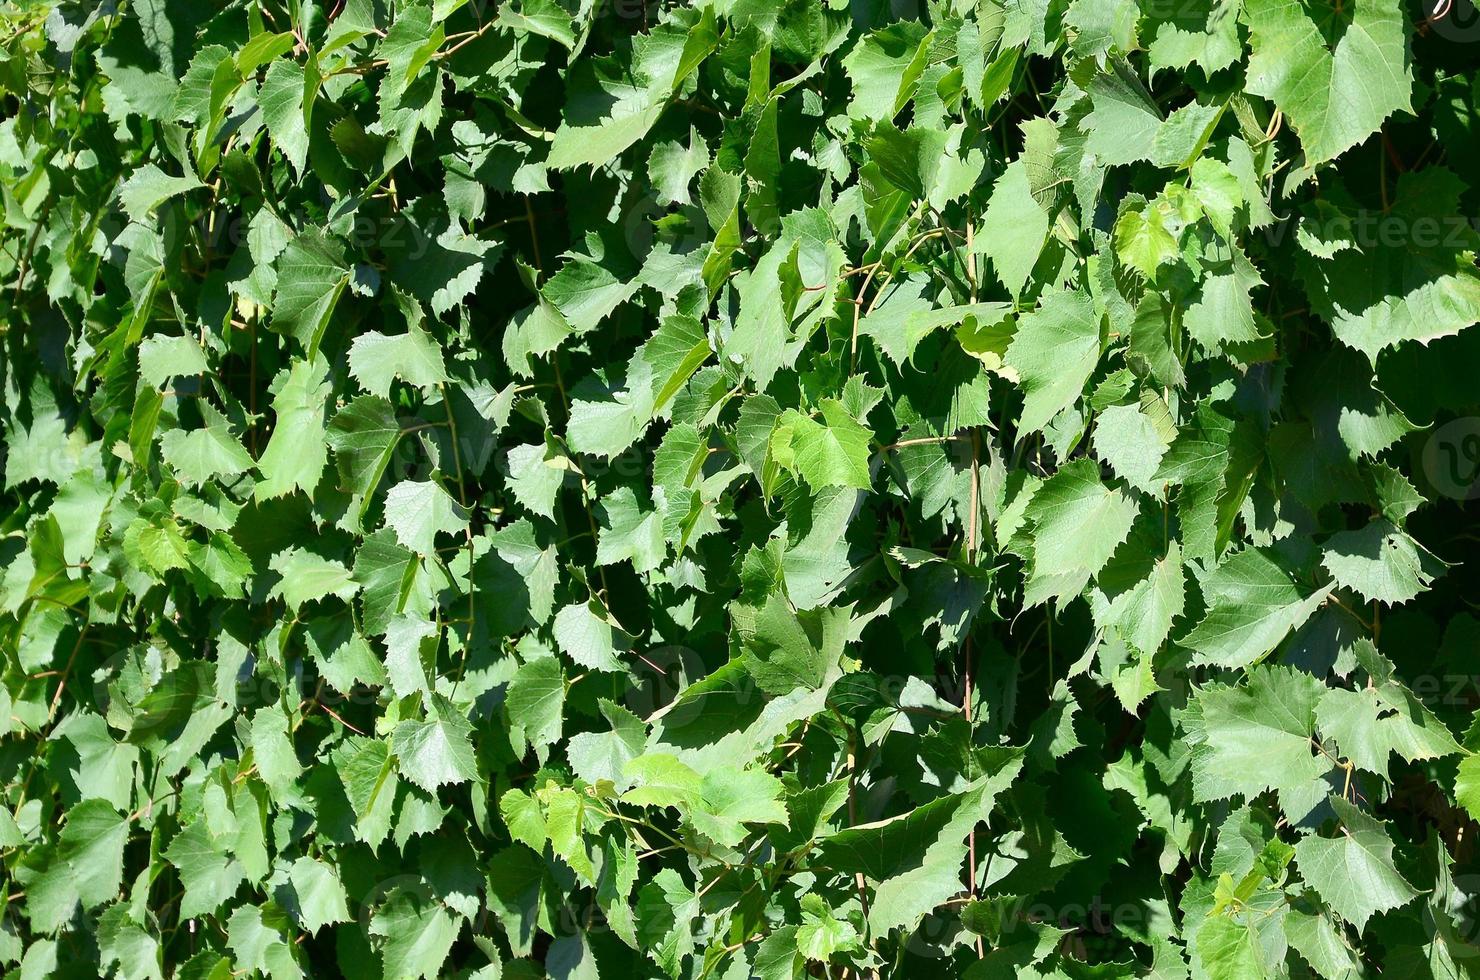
[287,858,350,935]
[819,755,1023,934]
[383,614,436,698]
[553,601,629,673]
[260,59,315,178]
[635,867,699,976]
[1300,171,1480,361]
[724,210,844,391]
[498,0,577,49]
[164,820,246,919]
[500,788,548,852]
[96,906,162,980]
[392,694,479,793]
[1083,60,1163,167]
[249,706,302,801]
[348,326,450,398]
[1092,397,1176,495]
[843,22,931,121]
[1021,459,1139,607]
[1005,289,1103,435]
[255,357,330,500]
[796,894,861,962]
[860,278,1009,367]
[328,396,403,505]
[1114,198,1180,280]
[160,423,254,487]
[741,594,841,696]
[58,800,129,910]
[689,766,788,847]
[547,10,718,169]
[1185,666,1331,805]
[623,753,704,809]
[1193,914,1265,980]
[383,479,468,555]
[1093,538,1187,658]
[1181,548,1333,669]
[1294,796,1420,930]
[270,233,351,358]
[118,164,202,221]
[633,312,711,415]
[567,699,647,788]
[335,736,399,848]
[770,400,873,491]
[595,486,666,572]
[1284,907,1363,980]
[137,334,208,385]
[542,785,599,883]
[1321,519,1445,606]
[1316,639,1461,774]
[979,158,1050,298]
[506,657,566,759]
[1457,754,1480,824]
[268,548,358,610]
[1244,0,1412,164]
[369,888,460,980]
[228,904,304,980]
[505,442,569,520]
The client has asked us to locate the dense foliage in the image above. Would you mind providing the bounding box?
[3,0,1480,976]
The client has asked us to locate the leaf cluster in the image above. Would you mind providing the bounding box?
[3,0,1480,978]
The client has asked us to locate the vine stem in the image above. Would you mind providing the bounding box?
[847,212,938,372]
[523,195,542,268]
[12,212,46,305]
[876,432,970,453]
[12,621,91,812]
[966,213,977,304]
[440,382,476,695]
[528,207,608,603]
[964,427,983,959]
[550,354,609,600]
[849,262,884,373]
[435,18,496,60]
[961,215,986,958]
[832,706,878,978]
[46,624,91,723]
